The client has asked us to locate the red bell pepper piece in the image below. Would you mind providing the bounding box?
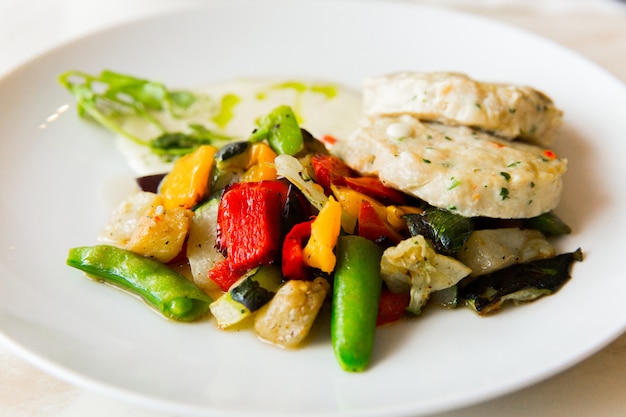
[320,134,337,146]
[311,154,355,194]
[357,200,403,247]
[377,286,410,326]
[344,176,408,206]
[212,181,288,290]
[281,220,314,280]
[208,258,241,292]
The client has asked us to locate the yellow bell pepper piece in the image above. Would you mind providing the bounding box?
[241,163,277,182]
[303,196,342,273]
[159,145,218,210]
[240,142,278,182]
[331,185,416,232]
[331,184,381,216]
[246,142,277,169]
[331,184,386,226]
[388,205,424,227]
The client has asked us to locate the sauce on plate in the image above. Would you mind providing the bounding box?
[116,78,362,175]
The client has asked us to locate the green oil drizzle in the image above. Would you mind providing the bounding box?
[211,93,241,129]
[256,81,339,125]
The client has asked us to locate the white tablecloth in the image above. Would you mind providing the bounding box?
[1,1,625,416]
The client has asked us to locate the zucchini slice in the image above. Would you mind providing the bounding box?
[210,265,282,329]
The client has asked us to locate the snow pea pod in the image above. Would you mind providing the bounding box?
[331,235,383,372]
[67,245,212,321]
[248,105,303,155]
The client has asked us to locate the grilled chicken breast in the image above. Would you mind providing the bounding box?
[363,72,563,146]
[333,114,567,219]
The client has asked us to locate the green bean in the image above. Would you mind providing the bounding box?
[331,235,383,372]
[67,245,212,321]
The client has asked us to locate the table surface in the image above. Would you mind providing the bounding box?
[1,0,625,416]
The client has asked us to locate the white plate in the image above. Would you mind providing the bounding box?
[1,1,625,416]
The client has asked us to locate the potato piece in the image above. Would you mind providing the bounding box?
[99,191,161,245]
[125,203,193,263]
[457,228,556,276]
[254,277,330,348]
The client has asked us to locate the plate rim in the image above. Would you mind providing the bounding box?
[1,1,626,416]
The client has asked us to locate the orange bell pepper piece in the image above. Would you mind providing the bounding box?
[159,145,217,210]
[240,142,278,182]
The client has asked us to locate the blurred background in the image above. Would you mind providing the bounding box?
[1,0,625,81]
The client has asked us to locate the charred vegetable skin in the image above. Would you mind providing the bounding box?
[405,208,572,256]
[458,248,583,314]
[404,208,474,256]
[66,245,212,321]
[331,235,384,372]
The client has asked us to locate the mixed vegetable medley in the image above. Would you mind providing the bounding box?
[62,70,582,372]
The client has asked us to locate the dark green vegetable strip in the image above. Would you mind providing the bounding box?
[248,105,303,155]
[404,208,475,256]
[331,235,383,372]
[67,245,212,321]
[458,248,583,314]
[523,211,572,236]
